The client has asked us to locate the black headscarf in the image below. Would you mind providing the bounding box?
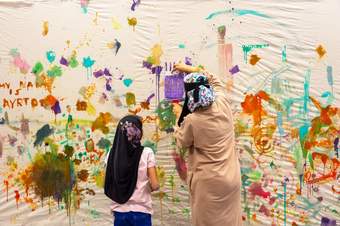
[177,78,210,126]
[104,115,144,204]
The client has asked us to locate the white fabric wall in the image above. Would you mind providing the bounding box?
[0,0,339,225]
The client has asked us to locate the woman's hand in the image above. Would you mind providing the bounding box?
[172,62,201,74]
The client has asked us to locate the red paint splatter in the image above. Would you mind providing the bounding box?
[259,204,270,217]
[4,180,9,201]
[248,182,271,199]
[15,190,20,208]
[172,151,187,181]
[269,197,276,205]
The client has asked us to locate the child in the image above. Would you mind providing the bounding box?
[104,115,159,226]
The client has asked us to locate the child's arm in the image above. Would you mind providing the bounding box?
[147,167,160,191]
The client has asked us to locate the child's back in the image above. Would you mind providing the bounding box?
[104,115,159,226]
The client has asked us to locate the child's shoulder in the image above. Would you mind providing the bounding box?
[143,147,154,155]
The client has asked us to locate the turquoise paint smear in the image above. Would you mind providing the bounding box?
[303,69,311,116]
[242,44,269,63]
[206,9,229,20]
[235,9,271,18]
[277,112,284,136]
[282,45,287,62]
[206,9,271,20]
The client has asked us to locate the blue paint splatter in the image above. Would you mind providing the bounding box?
[123,78,133,87]
[46,51,56,63]
[34,124,54,147]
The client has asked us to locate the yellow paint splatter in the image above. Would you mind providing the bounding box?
[86,101,96,116]
[107,42,114,49]
[112,17,122,30]
[316,44,326,58]
[42,21,49,36]
[149,44,163,66]
[93,12,98,25]
[127,17,137,31]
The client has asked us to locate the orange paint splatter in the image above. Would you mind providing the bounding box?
[315,45,326,58]
[128,106,142,115]
[42,21,49,36]
[91,112,113,134]
[249,54,260,65]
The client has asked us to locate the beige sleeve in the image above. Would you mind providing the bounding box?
[174,117,193,149]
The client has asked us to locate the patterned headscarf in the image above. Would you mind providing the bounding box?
[184,73,215,112]
[177,72,215,126]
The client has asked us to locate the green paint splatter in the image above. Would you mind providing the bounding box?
[47,65,62,77]
[242,44,269,63]
[156,99,176,132]
[247,170,262,182]
[143,140,157,153]
[282,45,287,62]
[69,56,79,68]
[178,43,186,49]
[32,62,44,75]
[125,92,136,106]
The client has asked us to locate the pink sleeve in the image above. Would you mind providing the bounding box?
[147,149,156,168]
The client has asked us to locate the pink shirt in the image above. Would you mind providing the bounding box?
[110,147,156,214]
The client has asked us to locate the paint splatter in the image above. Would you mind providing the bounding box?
[47,65,62,77]
[259,204,270,217]
[112,18,122,30]
[46,51,56,63]
[42,21,49,36]
[131,0,141,11]
[80,0,90,13]
[178,43,186,49]
[107,39,121,55]
[15,190,20,208]
[316,45,326,58]
[126,92,136,106]
[229,65,240,75]
[282,45,287,62]
[320,217,336,226]
[146,44,163,66]
[77,169,89,182]
[76,100,87,111]
[156,99,176,132]
[249,54,261,65]
[123,78,133,87]
[248,182,271,199]
[33,124,54,147]
[30,151,75,206]
[82,57,95,79]
[97,138,111,151]
[242,44,268,63]
[10,50,30,74]
[206,9,271,20]
[127,17,137,31]
[60,56,69,66]
[31,62,44,75]
[91,112,113,134]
